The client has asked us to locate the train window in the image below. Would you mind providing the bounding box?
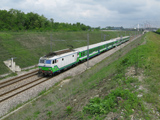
[40,60,45,63]
[72,55,74,57]
[52,59,57,64]
[46,60,51,64]
[62,58,64,61]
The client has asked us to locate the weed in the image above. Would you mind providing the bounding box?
[38,88,46,96]
[143,93,158,104]
[65,105,73,115]
[45,101,55,107]
[63,76,72,80]
[83,87,145,119]
[9,103,24,113]
[0,73,17,81]
[123,76,138,85]
[47,111,52,118]
[33,111,40,118]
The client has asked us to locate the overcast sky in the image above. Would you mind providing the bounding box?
[1,0,160,28]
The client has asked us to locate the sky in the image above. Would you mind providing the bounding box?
[1,0,160,28]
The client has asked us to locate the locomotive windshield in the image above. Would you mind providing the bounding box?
[39,59,45,63]
[45,60,51,64]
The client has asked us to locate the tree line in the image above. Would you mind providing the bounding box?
[156,28,160,34]
[0,9,91,31]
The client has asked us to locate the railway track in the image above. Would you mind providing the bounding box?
[0,76,53,103]
[0,65,77,103]
[0,70,38,89]
[0,70,40,103]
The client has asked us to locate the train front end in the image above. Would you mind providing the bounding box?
[38,58,54,76]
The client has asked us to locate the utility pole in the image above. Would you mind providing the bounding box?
[103,34,109,41]
[135,43,139,75]
[104,35,106,41]
[101,32,102,42]
[87,33,89,68]
[50,34,53,53]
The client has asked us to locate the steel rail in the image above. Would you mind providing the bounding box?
[0,70,38,86]
[0,77,52,103]
[0,73,38,89]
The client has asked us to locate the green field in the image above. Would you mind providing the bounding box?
[3,32,160,119]
[0,31,136,75]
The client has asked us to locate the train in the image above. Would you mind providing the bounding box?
[38,36,130,76]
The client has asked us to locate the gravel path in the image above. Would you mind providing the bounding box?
[0,35,142,118]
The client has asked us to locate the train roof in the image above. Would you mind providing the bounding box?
[44,49,73,57]
[75,37,120,52]
[40,36,129,60]
[75,36,129,52]
[40,49,78,60]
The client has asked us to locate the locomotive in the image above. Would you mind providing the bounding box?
[38,36,130,76]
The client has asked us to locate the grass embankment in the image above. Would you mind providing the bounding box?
[0,31,136,75]
[3,31,157,120]
[5,32,160,119]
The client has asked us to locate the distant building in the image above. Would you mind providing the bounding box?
[105,26,124,30]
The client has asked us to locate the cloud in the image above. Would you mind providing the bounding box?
[0,0,160,28]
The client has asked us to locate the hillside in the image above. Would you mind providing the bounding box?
[0,31,135,75]
[3,32,160,120]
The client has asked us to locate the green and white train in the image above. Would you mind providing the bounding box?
[38,36,130,76]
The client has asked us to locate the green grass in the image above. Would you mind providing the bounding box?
[2,31,145,120]
[0,31,137,75]
[83,86,144,117]
[38,89,47,96]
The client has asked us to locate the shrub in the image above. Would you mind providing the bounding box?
[83,87,144,117]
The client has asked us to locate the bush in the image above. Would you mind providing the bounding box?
[83,87,144,116]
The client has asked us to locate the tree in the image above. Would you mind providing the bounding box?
[156,29,160,34]
[0,9,91,31]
